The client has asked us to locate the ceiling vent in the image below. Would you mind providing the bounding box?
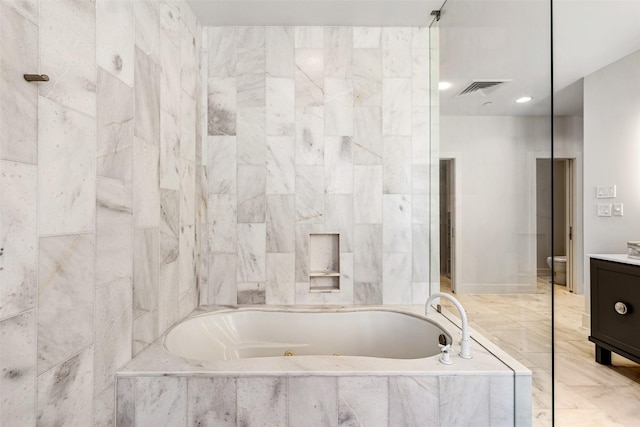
[458,80,511,96]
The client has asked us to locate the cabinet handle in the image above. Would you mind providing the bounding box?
[614,302,629,315]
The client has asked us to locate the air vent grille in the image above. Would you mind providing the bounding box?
[458,80,510,96]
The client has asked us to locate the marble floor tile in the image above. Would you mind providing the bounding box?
[0,161,37,319]
[0,310,36,426]
[96,0,134,86]
[38,233,94,375]
[0,3,38,164]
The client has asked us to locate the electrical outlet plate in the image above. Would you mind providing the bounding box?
[597,203,612,217]
[596,185,616,198]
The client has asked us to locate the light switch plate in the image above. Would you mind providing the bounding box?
[597,203,612,217]
[596,185,616,198]
[613,203,624,216]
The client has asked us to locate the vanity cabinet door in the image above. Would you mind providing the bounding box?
[590,259,640,358]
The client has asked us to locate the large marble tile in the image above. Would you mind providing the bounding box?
[94,277,132,396]
[237,26,265,75]
[295,165,324,224]
[208,77,237,136]
[295,27,324,48]
[325,78,354,136]
[353,165,383,224]
[159,109,180,191]
[135,376,187,426]
[208,254,238,305]
[295,49,324,107]
[237,223,266,282]
[383,194,412,252]
[237,282,265,304]
[383,136,412,194]
[338,377,388,427]
[353,27,382,48]
[354,224,382,283]
[207,135,237,194]
[353,106,383,164]
[266,195,295,253]
[207,194,237,253]
[412,50,430,108]
[325,195,354,252]
[0,3,37,164]
[352,48,382,107]
[38,234,94,375]
[289,377,337,426]
[354,282,382,305]
[296,107,324,165]
[412,224,430,283]
[266,78,295,136]
[439,376,491,426]
[37,346,94,427]
[180,92,197,162]
[294,223,324,282]
[160,189,179,265]
[0,161,37,319]
[324,27,352,78]
[133,228,159,318]
[237,165,266,223]
[412,194,429,224]
[38,96,96,236]
[158,261,179,334]
[412,107,430,165]
[266,253,295,305]
[382,252,412,304]
[382,78,412,136]
[490,375,516,426]
[96,177,133,286]
[96,0,134,86]
[134,0,160,61]
[97,68,133,181]
[133,136,160,228]
[237,72,265,107]
[237,377,286,426]
[180,17,198,98]
[178,223,196,297]
[266,136,295,195]
[134,48,161,145]
[237,107,266,164]
[2,0,38,22]
[382,28,412,77]
[93,381,116,427]
[266,26,294,77]
[208,27,237,77]
[132,308,158,356]
[159,1,180,46]
[40,0,96,115]
[116,378,135,427]
[324,136,353,194]
[388,376,438,426]
[179,159,196,226]
[0,310,36,426]
[187,377,237,426]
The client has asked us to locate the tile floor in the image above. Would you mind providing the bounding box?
[439,276,640,426]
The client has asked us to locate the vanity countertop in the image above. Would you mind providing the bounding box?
[589,254,640,267]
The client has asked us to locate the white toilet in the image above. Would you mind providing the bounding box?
[546,256,567,285]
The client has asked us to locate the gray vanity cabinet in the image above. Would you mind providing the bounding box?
[589,257,640,365]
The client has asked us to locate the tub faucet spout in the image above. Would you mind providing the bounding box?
[425,293,472,359]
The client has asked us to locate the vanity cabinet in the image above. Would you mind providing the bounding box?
[589,256,640,365]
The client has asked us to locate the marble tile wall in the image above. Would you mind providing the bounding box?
[0,0,204,425]
[116,373,514,426]
[204,26,430,305]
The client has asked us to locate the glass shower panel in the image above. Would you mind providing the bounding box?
[430,1,553,424]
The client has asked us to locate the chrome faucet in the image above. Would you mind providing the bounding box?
[425,293,472,359]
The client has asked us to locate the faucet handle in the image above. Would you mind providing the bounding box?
[438,343,452,365]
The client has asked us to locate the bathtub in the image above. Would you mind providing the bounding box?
[116,305,532,426]
[164,307,451,360]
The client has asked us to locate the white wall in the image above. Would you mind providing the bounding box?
[440,115,583,294]
[583,49,640,318]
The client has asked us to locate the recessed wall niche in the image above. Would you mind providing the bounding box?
[309,233,340,292]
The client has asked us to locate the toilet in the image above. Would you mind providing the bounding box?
[546,256,567,285]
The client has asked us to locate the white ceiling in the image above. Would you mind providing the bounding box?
[187,0,640,116]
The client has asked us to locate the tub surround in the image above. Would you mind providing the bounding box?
[116,305,532,426]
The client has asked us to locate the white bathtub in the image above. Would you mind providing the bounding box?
[164,307,451,361]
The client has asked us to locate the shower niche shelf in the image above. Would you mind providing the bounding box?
[309,233,340,292]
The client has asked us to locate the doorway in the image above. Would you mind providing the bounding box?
[536,158,576,291]
[439,159,455,293]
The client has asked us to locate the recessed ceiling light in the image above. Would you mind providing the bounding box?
[439,81,452,90]
[516,96,532,103]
